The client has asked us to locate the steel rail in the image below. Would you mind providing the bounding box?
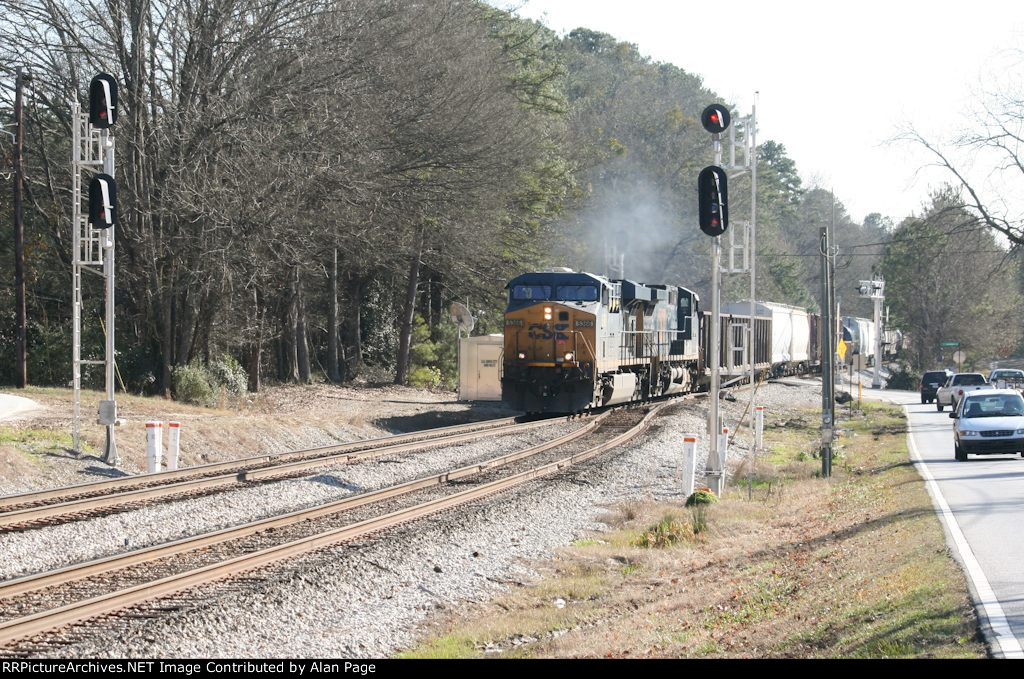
[0,416,526,512]
[0,418,562,529]
[0,406,661,647]
[0,417,604,601]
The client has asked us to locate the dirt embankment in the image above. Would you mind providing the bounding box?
[0,383,514,495]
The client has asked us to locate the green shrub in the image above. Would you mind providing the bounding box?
[885,363,919,391]
[685,487,718,534]
[172,363,216,407]
[209,354,248,395]
[409,365,442,388]
[634,514,689,548]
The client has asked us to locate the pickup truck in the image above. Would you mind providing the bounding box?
[989,368,1024,391]
[936,373,990,412]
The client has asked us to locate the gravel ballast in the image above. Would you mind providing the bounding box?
[0,422,584,580]
[14,381,824,658]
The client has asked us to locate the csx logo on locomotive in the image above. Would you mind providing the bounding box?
[527,322,569,340]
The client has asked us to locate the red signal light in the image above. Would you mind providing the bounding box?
[700,104,731,133]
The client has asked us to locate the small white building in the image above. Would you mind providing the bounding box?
[458,334,504,401]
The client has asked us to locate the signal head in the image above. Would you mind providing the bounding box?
[700,104,731,134]
[89,73,118,129]
[697,165,729,237]
[88,173,118,229]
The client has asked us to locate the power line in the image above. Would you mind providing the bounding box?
[760,250,1011,258]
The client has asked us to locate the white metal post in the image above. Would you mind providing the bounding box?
[167,421,181,471]
[146,421,163,473]
[718,425,729,478]
[682,434,698,498]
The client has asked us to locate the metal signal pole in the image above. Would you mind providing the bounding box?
[71,93,119,464]
[707,135,724,497]
[101,127,117,464]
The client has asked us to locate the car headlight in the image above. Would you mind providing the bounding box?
[1016,429,1024,436]
[959,430,980,437]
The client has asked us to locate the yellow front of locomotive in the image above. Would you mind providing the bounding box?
[503,301,598,413]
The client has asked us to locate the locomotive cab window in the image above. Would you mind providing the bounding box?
[511,284,551,301]
[555,285,599,302]
[609,284,621,313]
[679,291,694,340]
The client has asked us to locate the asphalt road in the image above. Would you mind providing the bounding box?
[881,388,1024,658]
[0,392,40,422]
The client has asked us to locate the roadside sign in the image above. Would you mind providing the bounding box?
[941,341,960,347]
[837,339,847,362]
[952,350,966,364]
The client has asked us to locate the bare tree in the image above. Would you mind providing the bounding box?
[900,69,1024,247]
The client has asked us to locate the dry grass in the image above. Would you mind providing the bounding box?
[0,383,509,491]
[402,402,986,659]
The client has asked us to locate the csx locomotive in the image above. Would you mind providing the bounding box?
[501,269,826,414]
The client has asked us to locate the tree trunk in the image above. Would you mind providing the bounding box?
[296,269,311,384]
[161,287,173,397]
[429,271,443,338]
[13,67,27,388]
[287,270,301,382]
[327,249,340,382]
[247,287,263,392]
[395,227,425,385]
[342,273,366,377]
[177,287,194,365]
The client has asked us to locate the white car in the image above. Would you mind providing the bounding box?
[950,389,1024,461]
[936,373,989,412]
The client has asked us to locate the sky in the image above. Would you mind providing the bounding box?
[498,0,1024,225]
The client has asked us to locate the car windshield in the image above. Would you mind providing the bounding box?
[953,374,986,386]
[923,372,947,382]
[962,394,1024,418]
[992,370,1024,380]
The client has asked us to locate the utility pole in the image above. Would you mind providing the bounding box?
[820,227,834,478]
[13,67,28,388]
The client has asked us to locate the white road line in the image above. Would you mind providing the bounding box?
[905,411,1024,659]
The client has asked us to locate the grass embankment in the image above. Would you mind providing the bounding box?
[403,402,986,658]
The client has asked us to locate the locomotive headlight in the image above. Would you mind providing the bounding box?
[564,352,574,361]
[517,352,526,360]
[544,306,553,320]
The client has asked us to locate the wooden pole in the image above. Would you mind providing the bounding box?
[13,66,27,388]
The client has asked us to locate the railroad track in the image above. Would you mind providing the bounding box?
[0,403,663,654]
[0,416,569,532]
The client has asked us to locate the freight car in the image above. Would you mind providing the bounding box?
[841,316,877,365]
[720,301,821,377]
[501,270,825,414]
